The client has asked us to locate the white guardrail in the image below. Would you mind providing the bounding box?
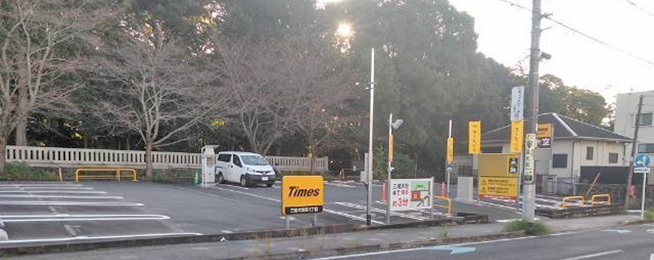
[5,146,328,172]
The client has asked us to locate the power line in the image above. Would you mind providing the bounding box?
[622,0,654,19]
[494,0,654,68]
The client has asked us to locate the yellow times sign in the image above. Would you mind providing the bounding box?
[281,176,324,216]
[479,177,519,200]
[468,121,481,155]
[510,121,524,153]
[537,123,552,138]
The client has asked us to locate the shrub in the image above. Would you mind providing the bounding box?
[645,209,654,221]
[504,219,551,235]
[1,163,58,181]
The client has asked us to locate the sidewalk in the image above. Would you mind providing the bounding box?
[11,214,641,260]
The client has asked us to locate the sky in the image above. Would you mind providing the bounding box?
[447,0,654,104]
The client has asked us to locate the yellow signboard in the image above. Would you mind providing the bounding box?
[446,137,454,164]
[537,123,552,138]
[479,177,519,200]
[468,121,481,155]
[281,176,324,216]
[510,121,524,153]
[478,154,520,177]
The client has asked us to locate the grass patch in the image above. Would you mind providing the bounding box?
[504,219,551,235]
[0,162,58,181]
[153,170,196,184]
[645,209,654,221]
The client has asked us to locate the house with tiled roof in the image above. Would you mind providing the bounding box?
[481,113,632,186]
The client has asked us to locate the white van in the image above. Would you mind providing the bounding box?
[215,151,276,187]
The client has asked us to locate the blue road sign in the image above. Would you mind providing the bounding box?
[636,154,652,168]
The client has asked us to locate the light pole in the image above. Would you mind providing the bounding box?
[366,48,375,226]
[386,113,403,225]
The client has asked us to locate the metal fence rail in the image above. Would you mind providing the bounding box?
[6,146,328,172]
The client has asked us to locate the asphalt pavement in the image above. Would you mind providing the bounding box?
[0,180,520,246]
[308,223,654,260]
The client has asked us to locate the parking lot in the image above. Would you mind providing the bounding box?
[0,180,520,246]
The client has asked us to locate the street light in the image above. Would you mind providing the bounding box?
[386,113,403,224]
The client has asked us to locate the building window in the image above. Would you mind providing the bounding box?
[639,113,653,126]
[609,153,619,164]
[586,147,594,160]
[638,144,654,153]
[552,154,568,168]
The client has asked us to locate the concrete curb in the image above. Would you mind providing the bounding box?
[0,214,489,257]
[220,232,526,260]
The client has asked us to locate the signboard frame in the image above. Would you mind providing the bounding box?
[281,175,324,216]
[389,178,433,212]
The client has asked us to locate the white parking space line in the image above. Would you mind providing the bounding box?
[558,250,623,260]
[0,190,107,194]
[335,202,428,221]
[0,201,143,206]
[0,233,203,244]
[0,184,83,187]
[3,215,170,222]
[212,186,385,224]
[0,187,95,190]
[0,214,169,219]
[222,185,249,190]
[0,195,123,199]
[324,183,356,188]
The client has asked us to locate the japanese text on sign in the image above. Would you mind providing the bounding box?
[510,121,524,153]
[469,121,481,155]
[479,177,519,200]
[389,178,433,211]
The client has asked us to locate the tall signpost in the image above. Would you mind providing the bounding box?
[366,48,375,226]
[446,120,454,198]
[634,154,651,220]
[510,86,525,212]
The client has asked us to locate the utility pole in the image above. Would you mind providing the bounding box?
[522,0,542,221]
[366,48,375,226]
[625,95,644,209]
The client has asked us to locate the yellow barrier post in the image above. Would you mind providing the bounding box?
[590,194,611,206]
[561,196,585,208]
[433,195,453,215]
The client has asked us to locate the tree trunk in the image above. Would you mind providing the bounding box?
[15,84,28,146]
[145,141,154,180]
[309,145,316,175]
[0,136,6,175]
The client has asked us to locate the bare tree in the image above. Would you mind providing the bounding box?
[93,36,220,179]
[211,38,304,155]
[0,0,119,173]
[285,43,358,173]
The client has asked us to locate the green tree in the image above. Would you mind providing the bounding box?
[539,74,609,125]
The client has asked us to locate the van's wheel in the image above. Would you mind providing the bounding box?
[217,173,226,184]
[266,183,273,187]
[240,176,249,187]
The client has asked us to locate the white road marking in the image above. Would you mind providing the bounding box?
[223,185,249,190]
[335,202,428,221]
[0,201,143,206]
[0,184,82,187]
[0,187,94,190]
[221,230,233,234]
[496,218,541,223]
[212,186,385,224]
[1,214,170,222]
[0,190,107,194]
[325,183,356,188]
[650,253,654,260]
[0,194,123,199]
[0,233,203,244]
[557,250,622,260]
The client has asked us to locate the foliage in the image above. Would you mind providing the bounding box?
[504,220,551,235]
[0,163,58,181]
[539,75,609,125]
[645,209,654,221]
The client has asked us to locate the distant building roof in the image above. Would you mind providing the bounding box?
[483,113,632,144]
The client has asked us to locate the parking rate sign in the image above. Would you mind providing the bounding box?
[281,176,324,216]
[390,178,433,211]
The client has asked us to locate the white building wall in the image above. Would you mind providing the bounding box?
[615,91,654,160]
